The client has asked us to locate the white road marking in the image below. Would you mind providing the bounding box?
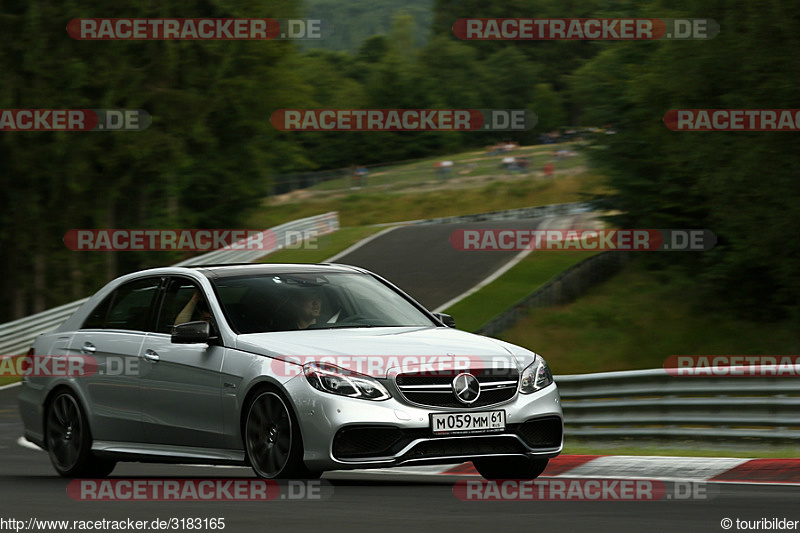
[433,215,572,313]
[324,225,404,263]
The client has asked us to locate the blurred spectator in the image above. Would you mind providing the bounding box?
[435,160,453,179]
[486,143,504,155]
[351,165,368,188]
[487,142,519,155]
[502,156,519,173]
[357,166,368,186]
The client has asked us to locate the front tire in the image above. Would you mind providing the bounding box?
[244,389,317,479]
[45,391,115,478]
[473,457,549,480]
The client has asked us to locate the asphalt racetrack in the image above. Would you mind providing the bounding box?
[0,383,796,533]
[332,214,592,310]
[1,218,797,532]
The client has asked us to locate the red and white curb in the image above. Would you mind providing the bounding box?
[353,455,800,485]
[16,435,800,484]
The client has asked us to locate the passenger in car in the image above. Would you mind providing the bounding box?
[175,290,213,325]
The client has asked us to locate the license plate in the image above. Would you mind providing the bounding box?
[430,410,506,435]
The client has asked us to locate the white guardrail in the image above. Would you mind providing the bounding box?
[556,368,800,442]
[412,201,594,225]
[0,212,339,356]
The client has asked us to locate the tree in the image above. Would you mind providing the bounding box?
[571,0,800,317]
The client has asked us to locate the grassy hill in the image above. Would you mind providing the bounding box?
[498,261,800,375]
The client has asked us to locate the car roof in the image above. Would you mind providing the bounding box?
[188,263,364,279]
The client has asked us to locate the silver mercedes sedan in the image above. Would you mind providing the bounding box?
[18,263,563,480]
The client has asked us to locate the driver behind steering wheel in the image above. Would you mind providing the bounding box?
[291,288,322,330]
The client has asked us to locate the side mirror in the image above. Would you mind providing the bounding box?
[172,321,211,344]
[432,312,456,328]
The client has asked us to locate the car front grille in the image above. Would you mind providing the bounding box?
[331,424,557,462]
[395,368,519,408]
[514,417,563,448]
[333,426,411,459]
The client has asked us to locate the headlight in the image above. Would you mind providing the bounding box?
[519,356,553,394]
[304,362,391,401]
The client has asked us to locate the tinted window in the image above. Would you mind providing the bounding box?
[103,277,162,331]
[212,272,435,334]
[156,277,217,334]
[82,294,113,329]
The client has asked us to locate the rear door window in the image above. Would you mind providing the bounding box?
[83,277,163,331]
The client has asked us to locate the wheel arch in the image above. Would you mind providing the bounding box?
[239,378,315,477]
[41,382,92,451]
[238,377,301,447]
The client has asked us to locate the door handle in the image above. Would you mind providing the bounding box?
[142,349,160,362]
[81,343,96,355]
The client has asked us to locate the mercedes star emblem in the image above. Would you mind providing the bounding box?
[452,373,480,404]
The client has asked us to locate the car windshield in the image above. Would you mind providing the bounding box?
[211,272,437,334]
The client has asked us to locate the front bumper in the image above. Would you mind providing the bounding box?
[284,376,563,472]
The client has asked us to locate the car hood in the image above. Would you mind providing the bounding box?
[234,326,534,377]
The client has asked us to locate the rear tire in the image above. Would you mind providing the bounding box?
[473,457,549,480]
[244,389,318,479]
[45,391,115,478]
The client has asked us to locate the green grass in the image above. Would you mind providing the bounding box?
[251,171,608,229]
[249,141,605,230]
[443,250,601,332]
[0,375,20,387]
[0,355,21,387]
[259,225,386,264]
[497,261,800,375]
[309,144,583,192]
